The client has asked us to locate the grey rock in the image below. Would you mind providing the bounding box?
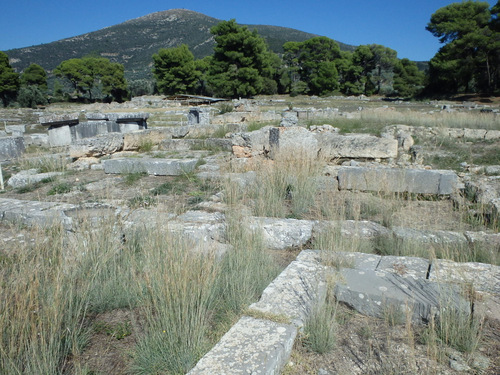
[7,169,64,189]
[376,255,430,280]
[317,133,398,159]
[70,133,124,158]
[48,124,72,147]
[0,136,25,160]
[231,126,273,157]
[39,113,79,126]
[269,126,318,159]
[248,217,314,250]
[392,227,467,245]
[337,167,460,195]
[188,107,211,125]
[24,133,49,147]
[103,158,198,176]
[280,110,299,127]
[187,316,296,375]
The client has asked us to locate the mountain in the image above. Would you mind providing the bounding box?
[5,9,355,81]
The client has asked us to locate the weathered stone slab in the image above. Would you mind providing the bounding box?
[269,126,318,159]
[0,136,25,160]
[317,133,398,159]
[313,220,391,240]
[335,268,470,322]
[322,251,381,271]
[103,158,198,176]
[187,316,296,375]
[429,259,499,295]
[24,133,49,147]
[39,113,79,126]
[248,217,314,250]
[230,126,273,158]
[392,227,467,245]
[338,167,460,195]
[376,255,430,280]
[122,128,174,150]
[48,124,72,147]
[70,133,124,158]
[249,249,327,327]
[7,169,64,189]
[0,197,74,229]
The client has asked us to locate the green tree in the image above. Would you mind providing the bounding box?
[207,20,276,98]
[20,63,47,90]
[392,58,425,97]
[17,86,47,108]
[369,44,398,95]
[0,51,20,107]
[55,57,128,102]
[283,37,341,95]
[152,44,200,95]
[426,1,500,94]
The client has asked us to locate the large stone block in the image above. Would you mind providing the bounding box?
[337,166,460,195]
[187,316,296,375]
[335,268,470,323]
[249,249,327,327]
[248,217,314,250]
[269,126,318,159]
[48,125,72,147]
[0,136,25,160]
[103,158,198,176]
[317,133,398,159]
[69,133,124,158]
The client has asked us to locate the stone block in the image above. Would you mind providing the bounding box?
[0,136,25,160]
[269,126,318,159]
[48,125,72,147]
[334,268,470,323]
[7,169,64,189]
[376,255,430,279]
[39,113,79,126]
[248,217,314,250]
[123,128,174,150]
[69,133,124,158]
[249,250,327,327]
[187,316,296,375]
[103,158,198,176]
[317,133,398,159]
[337,167,460,195]
[392,227,467,245]
[188,107,211,125]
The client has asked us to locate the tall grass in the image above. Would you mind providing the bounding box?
[0,226,92,374]
[250,150,324,218]
[131,231,219,374]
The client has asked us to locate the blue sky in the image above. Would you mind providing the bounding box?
[0,0,497,61]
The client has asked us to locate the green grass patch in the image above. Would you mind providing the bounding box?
[47,182,72,195]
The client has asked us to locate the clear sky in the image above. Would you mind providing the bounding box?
[0,0,497,61]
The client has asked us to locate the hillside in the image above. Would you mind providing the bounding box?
[5,9,354,81]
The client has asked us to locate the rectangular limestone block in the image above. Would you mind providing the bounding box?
[103,158,198,176]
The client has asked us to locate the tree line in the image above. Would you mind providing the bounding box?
[0,1,498,108]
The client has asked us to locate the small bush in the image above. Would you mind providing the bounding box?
[124,172,146,186]
[47,182,72,195]
[217,102,234,115]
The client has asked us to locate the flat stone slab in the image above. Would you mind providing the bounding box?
[392,227,467,245]
[7,169,64,189]
[376,255,430,280]
[317,133,398,159]
[248,217,314,250]
[103,158,198,176]
[249,250,326,327]
[187,316,296,375]
[335,268,470,323]
[39,113,79,126]
[0,197,75,229]
[429,259,500,295]
[337,167,460,195]
[314,220,391,239]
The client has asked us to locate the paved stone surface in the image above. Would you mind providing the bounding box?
[249,250,327,327]
[335,267,470,323]
[103,158,198,176]
[376,255,430,280]
[337,167,460,195]
[187,316,296,375]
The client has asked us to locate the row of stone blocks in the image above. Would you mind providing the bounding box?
[189,249,498,374]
